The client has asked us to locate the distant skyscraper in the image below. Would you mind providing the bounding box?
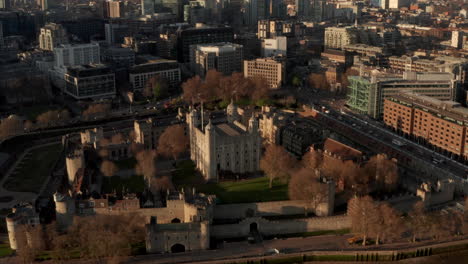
[380,0,389,9]
[244,0,267,26]
[0,21,3,47]
[109,0,125,18]
[295,0,311,18]
[451,31,464,49]
[41,0,48,10]
[39,23,68,51]
[141,0,156,15]
[0,0,11,10]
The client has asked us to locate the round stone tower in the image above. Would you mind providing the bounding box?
[54,192,75,230]
[65,148,85,185]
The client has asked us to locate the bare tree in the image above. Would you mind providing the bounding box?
[366,154,398,192]
[379,203,403,243]
[288,168,328,215]
[301,149,323,170]
[260,144,297,188]
[0,116,24,139]
[407,201,431,243]
[308,73,330,91]
[111,133,125,144]
[36,109,70,127]
[135,150,157,186]
[83,104,111,118]
[101,160,118,177]
[182,75,203,103]
[48,214,145,260]
[151,175,174,193]
[157,125,188,163]
[347,195,377,246]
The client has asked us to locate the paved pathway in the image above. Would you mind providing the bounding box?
[0,142,61,210]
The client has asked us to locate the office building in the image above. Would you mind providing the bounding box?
[176,24,234,62]
[384,92,468,159]
[64,64,116,99]
[40,0,48,10]
[257,19,300,39]
[244,57,285,89]
[451,31,464,50]
[162,0,185,19]
[0,0,11,10]
[105,23,130,45]
[108,0,126,18]
[324,26,358,49]
[129,59,181,91]
[262,36,287,57]
[295,0,312,18]
[347,71,458,119]
[0,21,3,46]
[190,42,243,77]
[102,47,135,68]
[54,43,100,68]
[38,23,68,51]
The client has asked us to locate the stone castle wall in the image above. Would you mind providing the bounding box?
[211,215,350,239]
[213,200,331,220]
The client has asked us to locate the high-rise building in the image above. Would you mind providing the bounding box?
[244,0,268,26]
[54,43,100,68]
[324,26,358,49]
[244,57,285,89]
[105,23,130,45]
[384,92,468,159]
[262,36,287,57]
[0,21,3,47]
[162,0,185,20]
[295,0,311,18]
[41,0,48,10]
[451,31,464,49]
[380,0,389,9]
[0,0,11,10]
[190,42,243,77]
[39,23,68,51]
[176,24,234,62]
[108,0,125,18]
[141,0,156,15]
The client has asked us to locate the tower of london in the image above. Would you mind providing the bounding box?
[187,101,261,182]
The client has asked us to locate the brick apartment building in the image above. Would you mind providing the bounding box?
[383,92,468,159]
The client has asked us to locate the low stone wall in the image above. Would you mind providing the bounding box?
[213,200,315,220]
[211,215,349,239]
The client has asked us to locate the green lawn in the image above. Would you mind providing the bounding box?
[3,144,62,193]
[172,161,288,204]
[102,175,146,194]
[114,158,137,170]
[0,244,13,258]
[197,177,288,204]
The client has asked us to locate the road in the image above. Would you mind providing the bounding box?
[302,104,468,192]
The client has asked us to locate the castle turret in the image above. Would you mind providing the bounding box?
[66,148,85,185]
[204,119,217,182]
[54,192,75,230]
[226,99,239,123]
[248,114,259,133]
